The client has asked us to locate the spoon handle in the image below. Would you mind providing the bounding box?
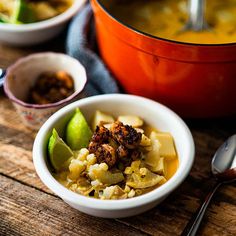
[181,182,222,236]
[188,0,206,31]
[0,68,6,87]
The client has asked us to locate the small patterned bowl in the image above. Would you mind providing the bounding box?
[4,52,87,130]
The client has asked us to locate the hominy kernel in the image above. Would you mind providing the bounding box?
[70,184,78,191]
[140,167,148,176]
[87,154,97,165]
[99,163,108,171]
[124,167,132,175]
[128,189,136,198]
[124,185,131,193]
[77,148,89,161]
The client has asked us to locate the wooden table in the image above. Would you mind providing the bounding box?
[0,34,236,236]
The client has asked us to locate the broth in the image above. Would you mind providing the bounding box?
[102,0,236,44]
[54,111,179,200]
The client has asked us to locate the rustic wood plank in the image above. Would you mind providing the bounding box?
[0,95,35,133]
[117,183,236,236]
[0,144,50,193]
[0,125,35,151]
[0,94,235,235]
[0,141,235,236]
[0,174,148,236]
[1,43,236,236]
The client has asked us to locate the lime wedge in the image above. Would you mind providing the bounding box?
[0,16,6,23]
[12,0,35,24]
[66,108,92,150]
[48,129,74,171]
[0,0,35,24]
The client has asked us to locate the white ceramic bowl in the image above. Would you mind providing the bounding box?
[0,0,85,46]
[4,52,87,130]
[33,94,195,218]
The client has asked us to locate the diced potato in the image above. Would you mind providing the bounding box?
[155,132,177,160]
[103,123,112,130]
[135,128,144,133]
[91,110,115,130]
[69,183,78,192]
[128,189,136,198]
[139,167,148,176]
[127,171,166,189]
[91,179,102,187]
[144,132,161,168]
[125,160,166,189]
[103,185,127,199]
[124,185,131,193]
[88,164,124,185]
[124,166,132,175]
[151,157,166,176]
[140,134,151,147]
[117,115,143,127]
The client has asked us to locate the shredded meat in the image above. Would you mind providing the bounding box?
[111,121,142,149]
[88,121,142,169]
[88,141,100,154]
[89,144,117,168]
[130,149,141,161]
[91,126,110,144]
[116,145,129,159]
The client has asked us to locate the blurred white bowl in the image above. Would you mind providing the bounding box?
[33,94,195,218]
[0,0,86,46]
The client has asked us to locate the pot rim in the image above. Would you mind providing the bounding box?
[95,0,236,47]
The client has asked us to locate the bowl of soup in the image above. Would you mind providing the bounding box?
[33,94,195,218]
[91,0,236,118]
[0,0,86,45]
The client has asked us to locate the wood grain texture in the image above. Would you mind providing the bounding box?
[0,39,236,236]
[0,96,35,132]
[0,31,66,69]
[0,175,148,236]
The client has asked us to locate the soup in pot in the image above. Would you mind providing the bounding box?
[101,0,236,44]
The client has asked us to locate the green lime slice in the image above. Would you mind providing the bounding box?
[0,15,6,23]
[66,108,92,150]
[12,0,35,24]
[0,0,35,24]
[48,129,74,171]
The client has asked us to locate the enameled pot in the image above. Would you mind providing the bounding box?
[91,0,236,118]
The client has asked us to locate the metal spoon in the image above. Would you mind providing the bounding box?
[181,134,236,236]
[183,0,209,32]
[0,68,6,87]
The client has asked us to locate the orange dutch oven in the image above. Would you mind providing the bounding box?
[91,0,236,118]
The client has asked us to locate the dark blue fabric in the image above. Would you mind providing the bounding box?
[66,4,120,96]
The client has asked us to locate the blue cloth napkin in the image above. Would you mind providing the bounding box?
[66,3,120,96]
